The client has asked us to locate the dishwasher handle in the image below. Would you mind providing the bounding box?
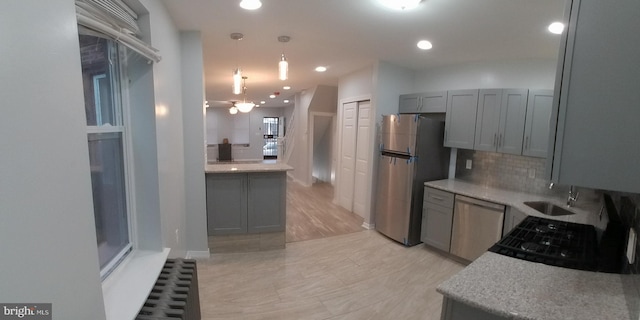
[455,195,505,211]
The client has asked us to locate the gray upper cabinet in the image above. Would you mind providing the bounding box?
[523,90,553,158]
[498,89,528,155]
[547,0,640,193]
[474,89,503,152]
[444,89,479,149]
[474,89,528,155]
[399,91,447,114]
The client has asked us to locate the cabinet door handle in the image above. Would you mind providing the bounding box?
[525,136,529,150]
[430,195,445,201]
[494,133,497,147]
[499,134,503,147]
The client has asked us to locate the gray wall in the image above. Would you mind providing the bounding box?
[0,0,106,318]
[413,59,557,92]
[180,31,209,255]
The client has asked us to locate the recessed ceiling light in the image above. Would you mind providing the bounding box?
[378,0,421,11]
[260,101,266,104]
[269,94,276,99]
[315,66,327,72]
[417,40,432,50]
[284,99,290,103]
[239,0,262,10]
[548,22,564,34]
[283,86,291,90]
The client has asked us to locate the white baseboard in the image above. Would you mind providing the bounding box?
[362,222,375,230]
[185,250,210,259]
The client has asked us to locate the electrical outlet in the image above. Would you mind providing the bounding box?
[528,168,536,179]
[465,159,472,169]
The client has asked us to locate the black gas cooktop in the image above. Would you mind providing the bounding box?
[489,216,598,271]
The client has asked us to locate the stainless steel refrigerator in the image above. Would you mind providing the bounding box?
[375,114,449,246]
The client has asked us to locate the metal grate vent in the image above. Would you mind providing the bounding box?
[136,259,201,320]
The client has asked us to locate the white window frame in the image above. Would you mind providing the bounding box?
[84,37,138,280]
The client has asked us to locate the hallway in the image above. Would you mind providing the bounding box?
[286,180,364,243]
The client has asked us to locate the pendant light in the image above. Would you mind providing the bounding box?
[278,36,290,81]
[239,0,262,10]
[229,105,238,114]
[230,33,244,95]
[236,76,255,113]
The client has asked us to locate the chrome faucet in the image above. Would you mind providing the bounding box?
[567,185,579,207]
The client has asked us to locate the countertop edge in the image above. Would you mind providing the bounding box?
[204,163,294,173]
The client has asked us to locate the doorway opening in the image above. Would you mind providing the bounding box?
[263,117,279,159]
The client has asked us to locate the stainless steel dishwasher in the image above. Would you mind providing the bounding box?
[450,195,505,261]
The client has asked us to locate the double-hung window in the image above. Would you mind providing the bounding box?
[79,33,132,279]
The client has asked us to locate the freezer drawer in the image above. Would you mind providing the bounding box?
[374,155,415,244]
[450,195,505,261]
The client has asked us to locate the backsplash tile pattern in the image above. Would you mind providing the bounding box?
[454,149,565,195]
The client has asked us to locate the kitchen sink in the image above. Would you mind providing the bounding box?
[523,201,576,216]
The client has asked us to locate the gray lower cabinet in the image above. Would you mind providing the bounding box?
[523,90,553,158]
[547,0,640,193]
[441,297,506,320]
[502,207,527,236]
[474,89,528,155]
[206,171,286,236]
[421,187,455,251]
[444,89,479,149]
[206,173,247,235]
[247,172,286,233]
[399,91,447,114]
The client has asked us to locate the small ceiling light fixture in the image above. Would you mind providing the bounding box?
[229,105,238,114]
[283,86,291,90]
[278,36,290,81]
[236,76,255,113]
[239,0,262,10]
[378,0,422,11]
[284,99,290,103]
[260,101,266,104]
[269,94,276,99]
[315,66,327,72]
[548,22,565,34]
[230,33,244,95]
[417,40,433,50]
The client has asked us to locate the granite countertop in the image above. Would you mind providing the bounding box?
[428,179,638,319]
[437,252,635,320]
[205,160,293,173]
[424,179,604,228]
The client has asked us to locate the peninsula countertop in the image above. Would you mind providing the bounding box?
[205,160,293,173]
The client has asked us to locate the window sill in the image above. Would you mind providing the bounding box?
[101,248,170,320]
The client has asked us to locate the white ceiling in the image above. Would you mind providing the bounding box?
[162,0,566,108]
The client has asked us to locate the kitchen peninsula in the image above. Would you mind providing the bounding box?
[205,160,293,253]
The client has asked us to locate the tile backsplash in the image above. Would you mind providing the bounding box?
[454,149,565,196]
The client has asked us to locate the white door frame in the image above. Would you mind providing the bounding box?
[308,111,336,185]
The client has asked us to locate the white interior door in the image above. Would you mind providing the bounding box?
[338,102,357,210]
[352,101,371,218]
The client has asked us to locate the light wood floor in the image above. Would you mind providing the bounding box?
[197,230,465,320]
[286,180,364,243]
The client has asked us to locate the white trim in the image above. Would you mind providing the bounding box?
[361,222,375,230]
[102,248,170,320]
[186,250,211,259]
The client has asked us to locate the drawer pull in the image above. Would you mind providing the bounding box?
[430,195,445,201]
